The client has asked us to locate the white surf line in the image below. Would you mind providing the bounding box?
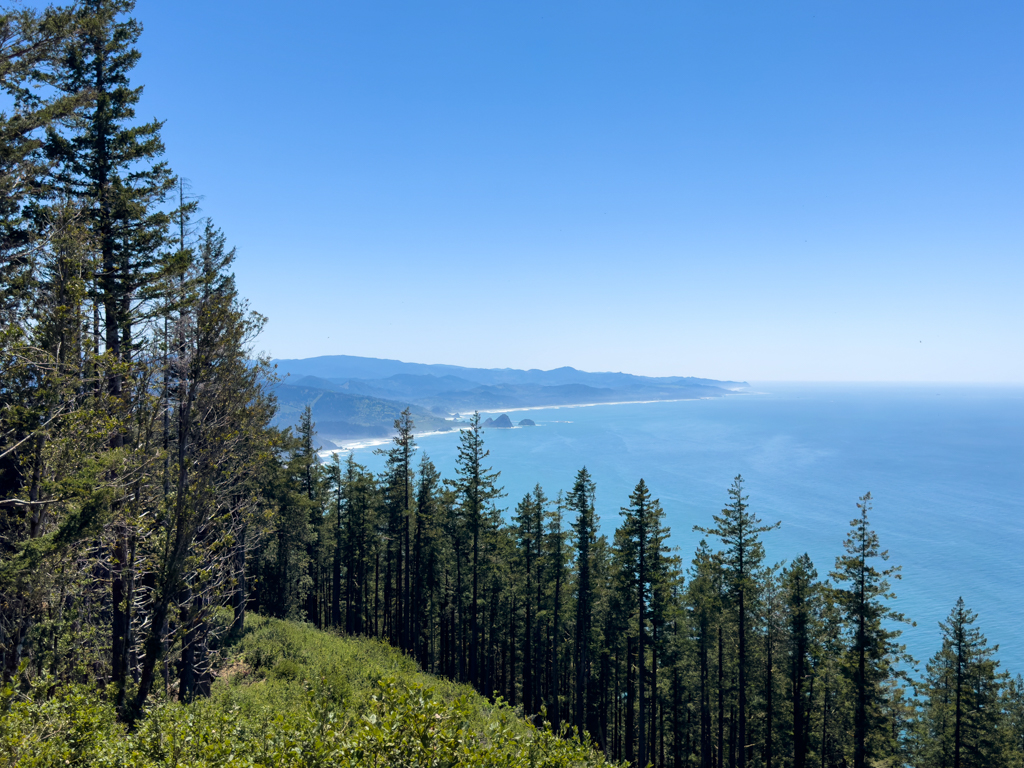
[317,395,743,458]
[317,426,471,458]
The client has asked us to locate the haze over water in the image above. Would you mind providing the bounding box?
[347,383,1024,675]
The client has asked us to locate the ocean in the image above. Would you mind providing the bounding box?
[341,383,1024,676]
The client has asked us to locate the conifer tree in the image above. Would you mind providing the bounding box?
[830,492,912,768]
[41,0,173,707]
[918,598,1010,768]
[339,453,378,635]
[545,490,571,732]
[296,406,324,625]
[1005,675,1024,767]
[784,553,821,768]
[326,454,344,628]
[761,563,786,768]
[0,197,99,683]
[257,427,317,622]
[811,586,851,768]
[618,478,670,768]
[569,466,598,739]
[513,486,546,719]
[412,453,442,666]
[0,4,83,300]
[133,220,274,717]
[47,0,173,397]
[447,412,503,687]
[589,530,614,752]
[376,408,415,648]
[695,475,779,768]
[687,540,722,768]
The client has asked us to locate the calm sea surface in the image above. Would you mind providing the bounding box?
[345,384,1024,676]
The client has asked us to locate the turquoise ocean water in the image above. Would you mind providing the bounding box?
[344,384,1024,676]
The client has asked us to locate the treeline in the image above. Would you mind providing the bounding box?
[0,3,1022,768]
[265,410,1024,768]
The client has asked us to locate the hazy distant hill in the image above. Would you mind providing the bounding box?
[274,354,747,391]
[272,383,452,449]
[271,355,748,447]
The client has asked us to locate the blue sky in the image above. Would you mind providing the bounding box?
[132,1,1022,382]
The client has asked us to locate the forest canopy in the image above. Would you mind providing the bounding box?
[0,3,1021,767]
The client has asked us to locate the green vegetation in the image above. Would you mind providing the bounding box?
[272,382,452,446]
[0,2,1021,767]
[0,613,613,766]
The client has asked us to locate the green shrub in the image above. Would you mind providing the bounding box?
[0,615,616,767]
[269,658,302,681]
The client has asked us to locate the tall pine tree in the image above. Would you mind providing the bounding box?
[695,475,778,768]
[918,598,1011,768]
[830,492,912,768]
[446,412,503,687]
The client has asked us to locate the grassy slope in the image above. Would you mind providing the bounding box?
[0,614,615,767]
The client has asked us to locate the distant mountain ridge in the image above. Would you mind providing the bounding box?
[269,355,748,447]
[273,354,747,390]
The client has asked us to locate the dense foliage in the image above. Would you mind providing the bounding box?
[0,612,613,767]
[0,2,1020,767]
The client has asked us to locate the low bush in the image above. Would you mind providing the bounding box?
[0,615,615,768]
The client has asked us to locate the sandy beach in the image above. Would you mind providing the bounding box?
[318,426,471,458]
[316,397,728,456]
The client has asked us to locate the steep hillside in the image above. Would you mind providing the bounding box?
[272,383,453,447]
[0,614,615,767]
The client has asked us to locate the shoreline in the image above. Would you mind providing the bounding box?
[318,427,468,458]
[318,395,739,455]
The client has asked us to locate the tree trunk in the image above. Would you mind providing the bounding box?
[374,550,380,637]
[627,635,636,766]
[793,629,806,768]
[404,507,411,651]
[738,587,746,768]
[524,561,533,717]
[551,562,562,732]
[332,514,342,628]
[638,552,647,768]
[765,633,773,768]
[111,529,129,706]
[701,621,712,768]
[508,595,517,706]
[133,598,170,718]
[954,641,963,768]
[673,668,682,768]
[178,596,201,702]
[728,705,736,768]
[820,672,828,768]
[718,624,725,768]
[232,526,247,634]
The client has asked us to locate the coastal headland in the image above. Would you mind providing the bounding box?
[272,354,748,448]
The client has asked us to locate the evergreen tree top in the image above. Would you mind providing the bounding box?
[694,474,779,589]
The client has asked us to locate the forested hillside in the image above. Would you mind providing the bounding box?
[271,381,452,447]
[0,3,1021,768]
[273,355,748,436]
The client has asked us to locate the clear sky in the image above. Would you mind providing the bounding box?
[132,1,1022,382]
